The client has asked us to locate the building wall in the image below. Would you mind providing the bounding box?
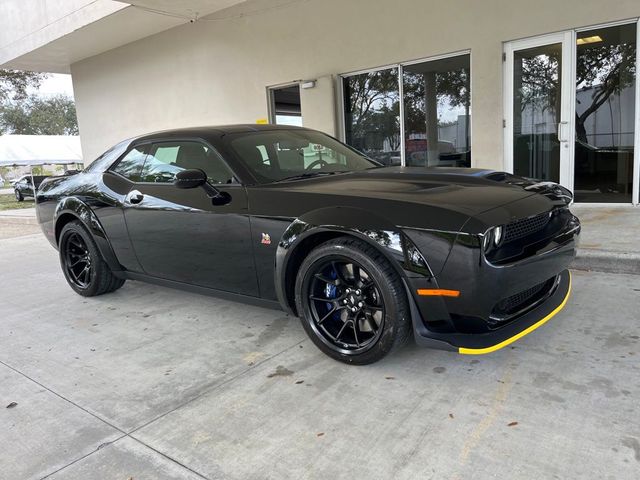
[70,0,640,164]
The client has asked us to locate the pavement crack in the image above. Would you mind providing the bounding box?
[0,358,126,434]
[126,338,307,436]
[38,434,127,480]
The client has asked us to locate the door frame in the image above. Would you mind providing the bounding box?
[503,31,575,190]
[266,82,302,126]
[505,19,640,205]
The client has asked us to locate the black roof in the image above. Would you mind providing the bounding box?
[134,123,308,143]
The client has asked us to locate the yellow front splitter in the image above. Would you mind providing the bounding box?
[459,271,572,355]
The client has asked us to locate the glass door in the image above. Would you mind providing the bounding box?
[504,33,574,188]
[573,23,637,203]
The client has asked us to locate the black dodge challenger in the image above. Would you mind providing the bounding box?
[36,125,580,364]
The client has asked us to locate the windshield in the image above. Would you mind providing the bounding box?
[228,129,379,183]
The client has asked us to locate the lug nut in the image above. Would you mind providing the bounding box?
[358,302,363,307]
[346,288,351,293]
[343,299,348,304]
[351,307,357,312]
[355,289,361,295]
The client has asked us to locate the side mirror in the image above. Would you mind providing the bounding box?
[174,169,207,189]
[173,168,232,206]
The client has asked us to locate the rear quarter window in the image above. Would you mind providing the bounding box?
[83,139,131,173]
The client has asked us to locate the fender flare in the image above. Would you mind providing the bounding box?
[53,197,123,273]
[274,206,432,315]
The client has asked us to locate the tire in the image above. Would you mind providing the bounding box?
[15,190,23,201]
[295,237,411,365]
[59,220,126,297]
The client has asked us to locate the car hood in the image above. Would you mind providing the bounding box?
[275,167,540,217]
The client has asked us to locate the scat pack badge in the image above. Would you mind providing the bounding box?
[261,233,271,245]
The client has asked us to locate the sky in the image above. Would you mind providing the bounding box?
[29,73,74,98]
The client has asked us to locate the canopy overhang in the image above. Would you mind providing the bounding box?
[0,135,83,167]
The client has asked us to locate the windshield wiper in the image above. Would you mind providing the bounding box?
[274,171,344,183]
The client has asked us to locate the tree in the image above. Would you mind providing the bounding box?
[0,95,78,135]
[345,69,400,151]
[516,38,636,144]
[0,69,48,103]
[575,42,636,143]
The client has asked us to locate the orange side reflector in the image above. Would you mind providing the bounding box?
[417,289,460,297]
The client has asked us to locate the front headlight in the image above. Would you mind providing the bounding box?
[483,230,492,250]
[493,225,503,246]
[483,226,504,251]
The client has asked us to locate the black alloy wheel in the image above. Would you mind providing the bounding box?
[63,231,93,289]
[59,220,126,297]
[296,237,411,365]
[15,189,23,201]
[307,258,385,354]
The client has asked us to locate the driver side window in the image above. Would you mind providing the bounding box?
[141,141,235,184]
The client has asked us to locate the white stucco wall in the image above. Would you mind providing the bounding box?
[69,0,640,165]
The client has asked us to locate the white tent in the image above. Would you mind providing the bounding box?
[0,135,83,167]
[0,135,83,197]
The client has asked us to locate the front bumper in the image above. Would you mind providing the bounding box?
[405,209,579,354]
[409,269,571,354]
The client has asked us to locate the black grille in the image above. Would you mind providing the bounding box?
[490,276,557,324]
[503,211,551,244]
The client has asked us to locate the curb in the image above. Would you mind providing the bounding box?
[572,249,640,275]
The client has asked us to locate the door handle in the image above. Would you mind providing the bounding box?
[557,121,569,143]
[126,189,144,205]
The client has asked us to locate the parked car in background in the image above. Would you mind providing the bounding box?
[14,175,49,201]
[36,125,579,364]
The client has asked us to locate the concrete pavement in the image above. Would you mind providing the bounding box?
[570,204,640,275]
[1,231,639,479]
[0,208,40,239]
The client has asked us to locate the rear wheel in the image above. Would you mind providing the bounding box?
[295,237,411,365]
[15,190,23,201]
[59,221,125,297]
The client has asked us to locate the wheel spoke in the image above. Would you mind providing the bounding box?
[309,295,330,302]
[331,261,349,284]
[314,273,340,286]
[334,320,349,342]
[351,318,361,347]
[69,257,85,268]
[317,307,336,325]
[352,264,362,282]
[360,280,374,291]
[69,238,84,251]
[364,311,379,332]
[80,266,90,284]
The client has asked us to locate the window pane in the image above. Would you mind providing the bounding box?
[229,130,378,183]
[112,145,148,181]
[574,23,636,203]
[343,68,401,165]
[84,139,130,173]
[513,44,562,182]
[141,142,234,184]
[403,55,471,167]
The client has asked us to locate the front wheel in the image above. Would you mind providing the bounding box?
[59,220,126,297]
[15,190,23,201]
[295,237,411,365]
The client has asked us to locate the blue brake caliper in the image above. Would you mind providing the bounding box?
[325,267,339,319]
